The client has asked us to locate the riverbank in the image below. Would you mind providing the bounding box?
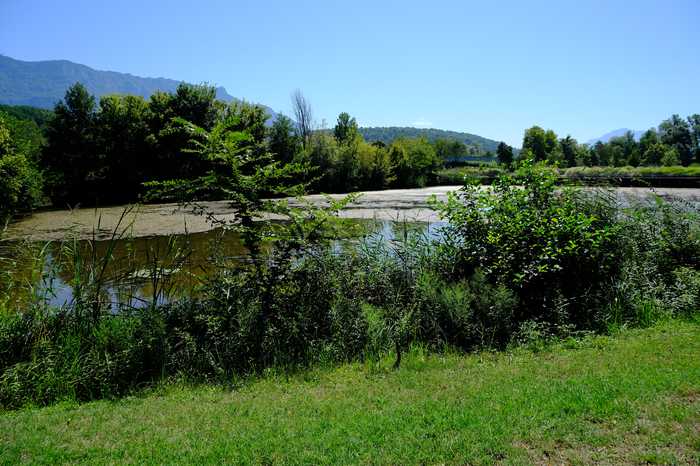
[436,165,700,188]
[2,320,698,465]
[4,186,700,241]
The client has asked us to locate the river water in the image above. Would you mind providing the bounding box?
[2,186,698,308]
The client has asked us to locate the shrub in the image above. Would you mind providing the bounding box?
[0,153,42,222]
[433,159,622,330]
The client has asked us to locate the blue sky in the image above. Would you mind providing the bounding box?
[2,0,699,146]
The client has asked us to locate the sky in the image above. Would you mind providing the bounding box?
[1,0,699,146]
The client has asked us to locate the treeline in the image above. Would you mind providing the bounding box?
[494,115,700,167]
[2,81,700,222]
[302,113,442,192]
[357,126,499,154]
[0,83,455,220]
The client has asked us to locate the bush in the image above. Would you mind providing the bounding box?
[414,270,517,349]
[433,160,622,330]
[0,153,43,222]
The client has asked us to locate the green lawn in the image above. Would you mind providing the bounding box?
[2,320,699,465]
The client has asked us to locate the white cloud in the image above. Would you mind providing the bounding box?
[411,118,433,128]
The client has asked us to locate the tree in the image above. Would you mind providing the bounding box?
[389,138,440,187]
[0,116,11,156]
[292,90,313,149]
[145,103,354,365]
[559,136,579,168]
[333,112,359,145]
[591,142,608,166]
[660,146,681,166]
[434,138,468,161]
[522,126,558,162]
[659,114,694,166]
[169,83,219,130]
[639,129,659,160]
[688,114,700,164]
[43,82,98,204]
[642,142,667,166]
[496,142,513,167]
[356,141,393,189]
[0,114,42,221]
[304,132,339,192]
[269,114,300,164]
[0,110,46,161]
[95,94,151,201]
[608,131,640,166]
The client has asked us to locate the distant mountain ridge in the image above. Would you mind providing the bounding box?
[358,126,502,153]
[1,55,505,148]
[0,54,279,121]
[587,128,644,145]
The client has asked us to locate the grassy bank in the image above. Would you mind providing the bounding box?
[1,319,698,465]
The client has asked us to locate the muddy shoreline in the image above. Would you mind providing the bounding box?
[3,186,699,241]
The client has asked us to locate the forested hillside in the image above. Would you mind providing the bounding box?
[0,55,278,121]
[359,126,501,154]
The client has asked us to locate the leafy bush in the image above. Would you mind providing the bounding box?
[433,160,622,329]
[0,113,43,222]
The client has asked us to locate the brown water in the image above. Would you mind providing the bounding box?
[2,186,698,309]
[0,219,442,309]
[4,186,699,242]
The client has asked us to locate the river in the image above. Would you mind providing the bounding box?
[3,186,700,241]
[1,186,698,308]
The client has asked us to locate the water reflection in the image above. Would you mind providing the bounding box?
[1,219,444,309]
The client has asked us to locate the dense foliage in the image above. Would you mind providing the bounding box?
[0,81,698,218]
[0,150,698,408]
[358,126,500,154]
[518,113,700,168]
[0,112,43,222]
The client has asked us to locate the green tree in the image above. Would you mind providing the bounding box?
[658,114,694,166]
[333,112,359,145]
[144,84,226,186]
[660,146,681,166]
[641,142,668,166]
[43,82,98,204]
[688,114,700,164]
[356,141,393,189]
[95,94,152,201]
[522,126,558,162]
[0,117,11,156]
[434,138,468,161]
[496,142,513,167]
[558,136,579,167]
[639,129,659,161]
[0,114,42,222]
[268,114,300,164]
[169,83,220,130]
[389,138,441,187]
[608,131,640,166]
[0,110,45,161]
[591,141,609,166]
[304,132,339,192]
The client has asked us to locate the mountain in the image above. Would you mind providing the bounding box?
[0,55,279,121]
[587,128,644,145]
[358,127,502,153]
